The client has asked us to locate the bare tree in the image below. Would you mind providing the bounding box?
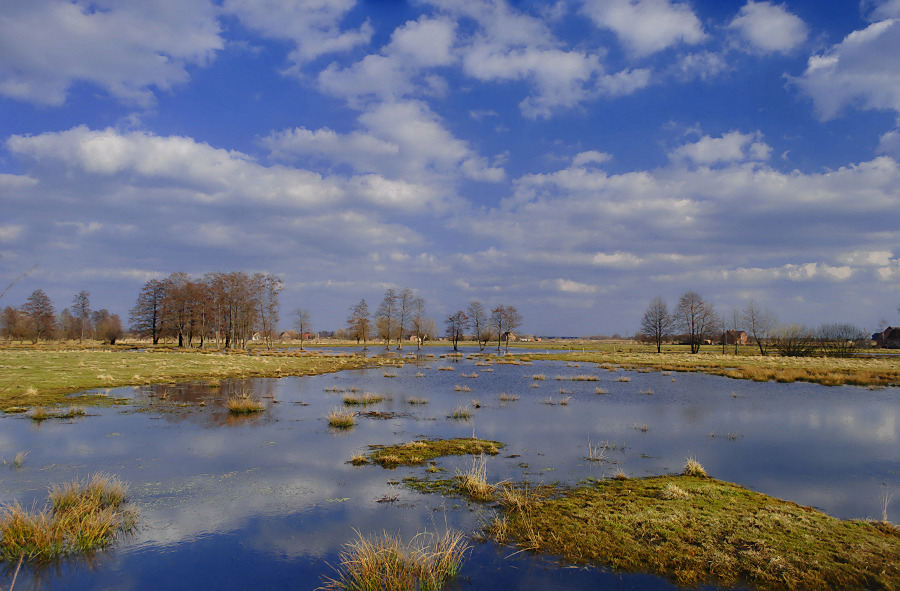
[491,304,523,353]
[817,323,866,358]
[467,300,490,350]
[639,296,671,353]
[409,296,429,349]
[347,299,372,346]
[130,279,167,345]
[729,308,741,355]
[445,310,469,351]
[674,291,715,354]
[293,308,313,351]
[72,290,91,343]
[257,273,283,349]
[375,288,399,349]
[1,306,27,342]
[23,289,56,343]
[742,300,777,356]
[93,309,123,344]
[770,324,816,357]
[395,288,416,350]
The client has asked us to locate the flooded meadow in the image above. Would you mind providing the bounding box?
[1,348,897,590]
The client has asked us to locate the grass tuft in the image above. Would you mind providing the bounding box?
[0,473,136,564]
[328,407,356,429]
[682,457,707,478]
[226,394,265,414]
[320,528,470,591]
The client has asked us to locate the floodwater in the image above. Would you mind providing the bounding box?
[0,349,897,590]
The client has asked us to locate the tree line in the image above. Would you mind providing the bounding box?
[1,289,123,344]
[344,289,523,353]
[639,291,869,357]
[129,271,283,349]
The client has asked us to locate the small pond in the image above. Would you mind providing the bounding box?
[1,349,897,589]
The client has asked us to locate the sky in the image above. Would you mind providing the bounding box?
[1,0,900,337]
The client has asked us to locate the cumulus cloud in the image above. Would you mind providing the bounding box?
[318,16,456,104]
[222,0,372,69]
[541,278,599,294]
[794,19,900,120]
[262,100,504,184]
[727,1,808,54]
[580,0,706,57]
[0,0,222,105]
[669,130,772,165]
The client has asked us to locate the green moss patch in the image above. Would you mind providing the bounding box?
[487,475,900,589]
[360,437,504,468]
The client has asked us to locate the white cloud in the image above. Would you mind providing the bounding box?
[0,225,24,243]
[877,128,900,156]
[222,0,372,69]
[669,130,772,165]
[866,0,900,20]
[541,278,598,294]
[263,100,504,184]
[677,51,729,81]
[580,0,706,57]
[572,151,612,167]
[317,16,456,104]
[0,0,222,106]
[836,250,894,267]
[794,19,900,120]
[727,1,808,54]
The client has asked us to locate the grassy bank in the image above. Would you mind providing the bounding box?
[0,347,400,412]
[528,350,900,388]
[356,437,504,468]
[484,473,900,589]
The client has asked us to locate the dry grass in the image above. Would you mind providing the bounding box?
[498,393,519,402]
[594,386,609,395]
[682,457,707,478]
[456,455,495,501]
[0,473,136,563]
[450,405,472,420]
[320,528,470,591]
[532,374,546,381]
[407,397,428,405]
[328,407,356,429]
[226,394,265,414]
[342,392,384,406]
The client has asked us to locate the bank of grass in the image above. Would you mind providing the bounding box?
[359,437,503,468]
[482,474,900,590]
[527,350,900,388]
[0,473,136,564]
[0,346,402,412]
[320,528,469,591]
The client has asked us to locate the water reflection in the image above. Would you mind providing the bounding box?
[0,350,896,590]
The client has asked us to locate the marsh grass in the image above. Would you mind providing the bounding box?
[450,405,472,420]
[682,457,707,478]
[453,385,471,393]
[480,474,900,590]
[364,437,503,467]
[585,440,606,462]
[0,348,398,410]
[0,473,136,564]
[383,372,397,378]
[342,393,384,406]
[594,386,609,395]
[616,377,631,382]
[456,455,494,501]
[571,375,599,381]
[407,397,428,405]
[532,374,545,381]
[498,393,519,402]
[226,394,264,414]
[320,528,469,591]
[328,408,356,429]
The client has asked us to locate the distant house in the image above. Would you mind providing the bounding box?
[723,330,747,346]
[873,327,900,348]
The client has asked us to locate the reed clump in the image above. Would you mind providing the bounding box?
[0,473,136,563]
[328,408,356,429]
[226,394,265,414]
[320,528,470,591]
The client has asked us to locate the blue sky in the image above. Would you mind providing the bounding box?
[2,0,900,336]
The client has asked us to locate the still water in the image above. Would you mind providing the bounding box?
[0,349,897,589]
